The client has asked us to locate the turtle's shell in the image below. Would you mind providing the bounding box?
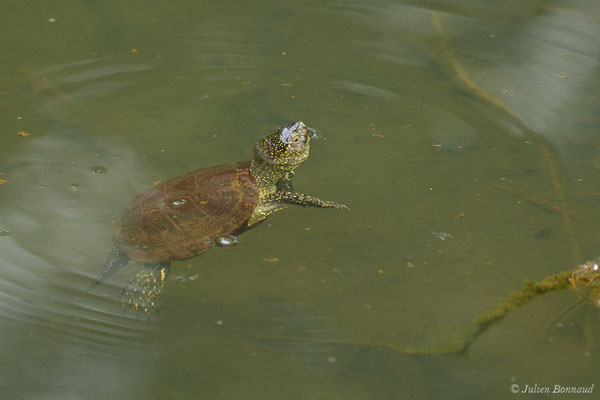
[114,161,258,263]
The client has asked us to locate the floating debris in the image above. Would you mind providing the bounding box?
[172,273,200,282]
[263,257,280,263]
[17,130,30,136]
[0,230,14,237]
[431,231,454,241]
[570,260,600,307]
[90,166,106,174]
[69,184,80,192]
[0,179,6,184]
[130,48,138,54]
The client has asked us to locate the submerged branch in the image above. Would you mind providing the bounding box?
[259,261,600,356]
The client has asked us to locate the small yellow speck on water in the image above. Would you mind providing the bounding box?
[457,213,465,219]
[377,269,383,275]
[17,131,30,136]
[407,261,414,268]
[242,80,251,85]
[560,73,567,79]
[282,83,294,87]
[371,133,384,138]
[327,356,337,363]
[199,201,208,206]
[458,146,463,149]
[556,52,565,57]
[130,48,138,54]
[304,227,311,231]
[39,185,46,189]
[263,258,279,263]
[154,181,161,186]
[187,263,192,269]
[489,33,495,38]
[500,177,505,181]
[290,95,295,99]
[0,179,6,184]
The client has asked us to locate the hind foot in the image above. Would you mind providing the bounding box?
[121,263,170,317]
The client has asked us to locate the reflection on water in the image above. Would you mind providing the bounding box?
[1,0,599,398]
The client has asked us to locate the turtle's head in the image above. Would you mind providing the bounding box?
[254,121,310,169]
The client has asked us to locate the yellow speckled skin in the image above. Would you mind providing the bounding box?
[92,121,347,317]
[121,263,170,315]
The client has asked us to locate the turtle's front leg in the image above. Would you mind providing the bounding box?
[265,191,348,209]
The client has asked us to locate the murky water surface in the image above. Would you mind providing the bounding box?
[1,0,600,399]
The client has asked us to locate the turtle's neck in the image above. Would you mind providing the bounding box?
[250,157,292,189]
[250,138,309,193]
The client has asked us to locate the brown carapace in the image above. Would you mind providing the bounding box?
[115,162,258,264]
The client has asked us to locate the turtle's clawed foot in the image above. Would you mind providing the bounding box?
[321,200,349,210]
[334,202,350,210]
[120,263,170,318]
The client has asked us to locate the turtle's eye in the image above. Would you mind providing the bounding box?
[292,136,300,143]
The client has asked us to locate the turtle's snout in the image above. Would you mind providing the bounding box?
[280,121,309,151]
[293,121,311,144]
[300,125,309,144]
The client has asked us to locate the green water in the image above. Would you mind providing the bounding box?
[1,0,600,399]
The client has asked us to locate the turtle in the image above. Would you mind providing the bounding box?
[91,121,347,315]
